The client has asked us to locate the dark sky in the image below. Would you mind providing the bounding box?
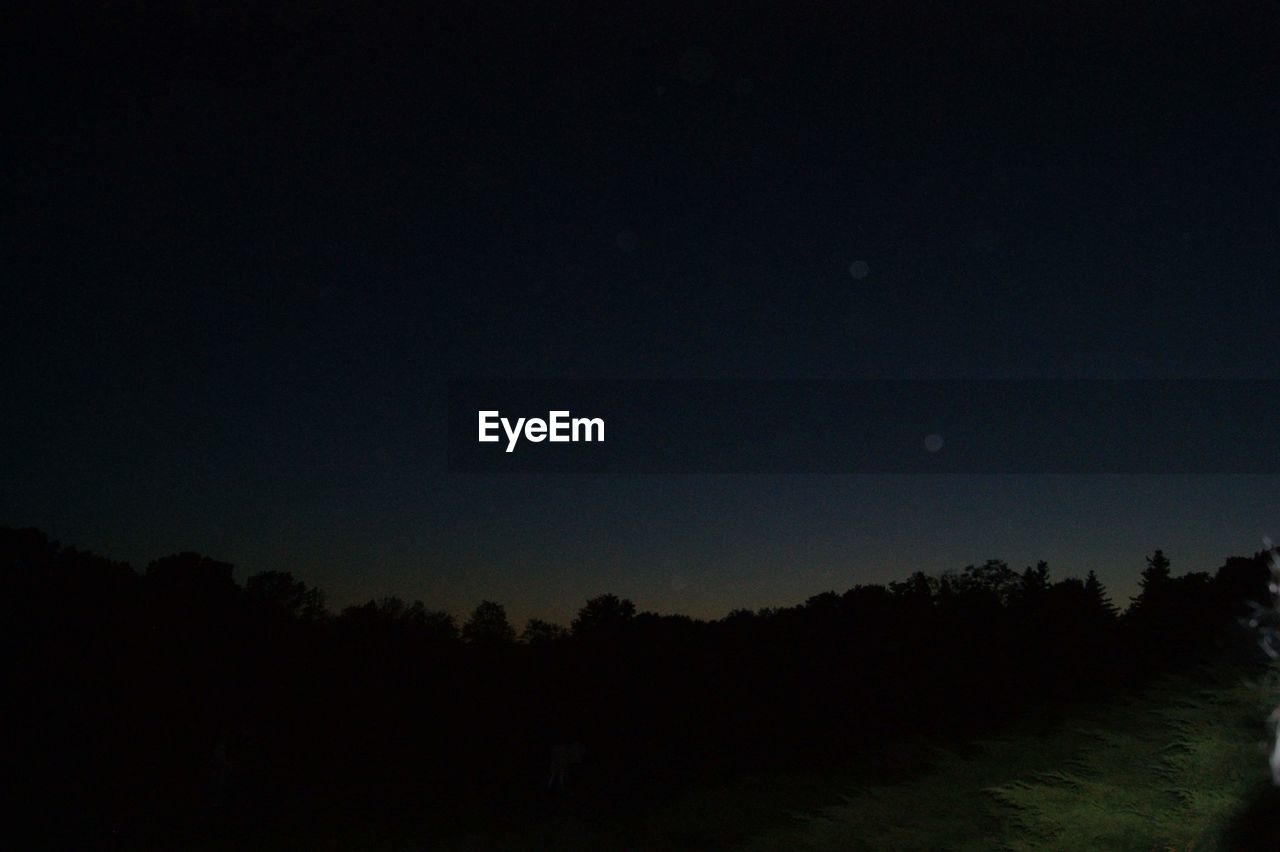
[4,2,1279,625]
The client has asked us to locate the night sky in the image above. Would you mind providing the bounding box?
[5,2,1279,626]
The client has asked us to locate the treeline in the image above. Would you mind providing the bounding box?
[2,526,1273,843]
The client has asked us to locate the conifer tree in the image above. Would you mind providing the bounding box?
[1084,569,1117,616]
[1131,549,1172,610]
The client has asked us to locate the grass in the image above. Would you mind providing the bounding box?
[166,665,1280,850]
[744,665,1280,851]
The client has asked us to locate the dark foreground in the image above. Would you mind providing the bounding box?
[7,527,1280,849]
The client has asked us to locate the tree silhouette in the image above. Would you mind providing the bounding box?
[145,552,236,598]
[2,523,1269,847]
[936,573,956,602]
[403,601,460,641]
[888,571,936,601]
[1013,561,1051,608]
[522,617,568,644]
[245,570,326,619]
[1084,570,1116,616]
[1132,549,1173,611]
[956,559,1021,605]
[462,600,515,644]
[571,593,636,638]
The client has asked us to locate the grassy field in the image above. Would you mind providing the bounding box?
[745,665,1280,851]
[172,664,1280,850]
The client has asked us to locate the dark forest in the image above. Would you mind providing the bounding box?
[7,526,1277,848]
